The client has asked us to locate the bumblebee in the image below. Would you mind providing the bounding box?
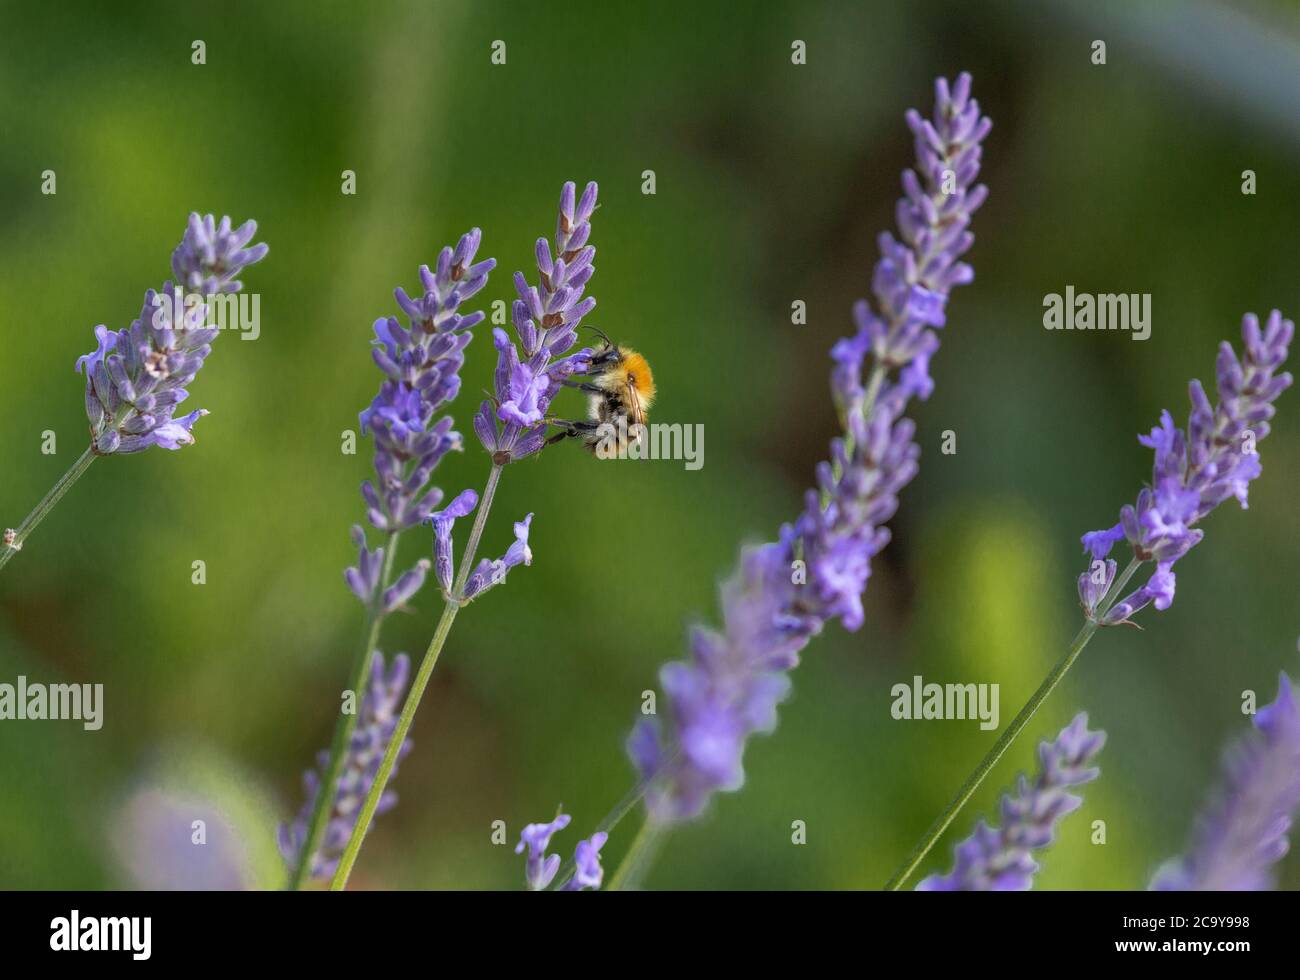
[547,330,656,456]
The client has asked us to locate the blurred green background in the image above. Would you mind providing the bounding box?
[1,0,1297,890]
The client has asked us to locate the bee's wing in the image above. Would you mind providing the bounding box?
[624,377,646,428]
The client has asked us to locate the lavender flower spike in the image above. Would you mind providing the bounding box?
[278,652,413,880]
[345,230,495,608]
[1081,311,1292,625]
[917,713,1105,891]
[286,232,493,889]
[1152,672,1300,891]
[76,214,267,455]
[629,74,990,822]
[172,214,269,295]
[476,181,599,463]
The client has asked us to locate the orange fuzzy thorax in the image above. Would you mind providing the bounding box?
[614,348,656,409]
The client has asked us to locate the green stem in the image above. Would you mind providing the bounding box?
[883,555,1144,891]
[327,462,504,890]
[1,445,98,573]
[287,529,400,889]
[451,463,503,601]
[550,751,680,890]
[606,816,666,892]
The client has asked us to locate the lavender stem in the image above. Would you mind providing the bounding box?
[1,445,98,573]
[605,816,666,892]
[287,529,401,889]
[549,751,682,890]
[450,463,503,600]
[884,554,1143,890]
[327,462,504,890]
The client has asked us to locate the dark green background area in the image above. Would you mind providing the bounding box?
[1,0,1297,890]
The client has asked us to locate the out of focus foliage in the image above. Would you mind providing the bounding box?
[0,0,1296,889]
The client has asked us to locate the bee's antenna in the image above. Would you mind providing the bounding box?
[583,325,615,348]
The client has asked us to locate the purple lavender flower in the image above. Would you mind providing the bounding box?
[917,713,1105,891]
[475,181,599,463]
[431,489,480,596]
[560,832,609,891]
[112,787,251,890]
[629,74,990,821]
[279,652,413,880]
[285,232,495,887]
[461,513,533,601]
[1077,557,1118,619]
[344,524,386,607]
[381,557,432,614]
[1152,672,1300,891]
[1081,312,1292,624]
[516,813,572,890]
[515,810,608,891]
[76,214,267,455]
[344,230,495,607]
[172,214,269,295]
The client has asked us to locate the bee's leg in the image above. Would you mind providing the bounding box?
[586,347,622,368]
[562,381,605,394]
[544,426,579,447]
[543,418,600,447]
[543,417,600,433]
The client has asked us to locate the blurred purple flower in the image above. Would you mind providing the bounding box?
[381,558,432,614]
[112,787,250,891]
[476,181,599,462]
[76,214,267,455]
[1081,311,1292,624]
[344,524,385,606]
[917,713,1105,891]
[629,74,990,821]
[279,652,413,880]
[1152,672,1300,891]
